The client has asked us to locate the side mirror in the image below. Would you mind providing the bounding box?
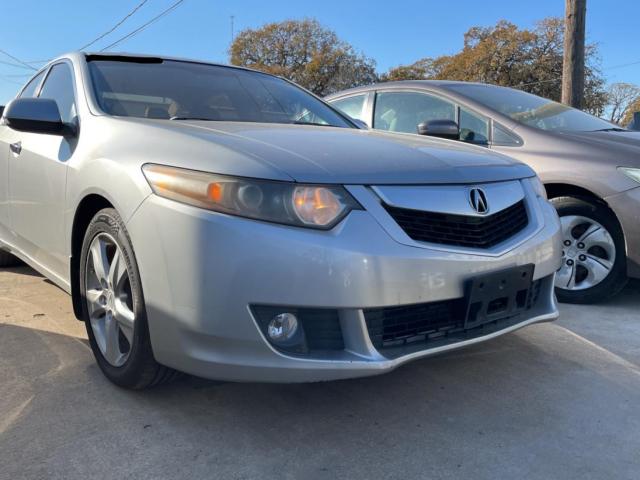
[417,119,460,140]
[350,117,369,129]
[0,105,4,118]
[4,98,75,136]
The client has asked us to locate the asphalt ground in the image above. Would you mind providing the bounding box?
[1,265,639,480]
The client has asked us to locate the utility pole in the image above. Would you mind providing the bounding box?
[562,0,587,109]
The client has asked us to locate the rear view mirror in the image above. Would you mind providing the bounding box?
[417,119,460,141]
[4,97,75,136]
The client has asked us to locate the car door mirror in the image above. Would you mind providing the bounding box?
[417,119,460,140]
[350,117,369,129]
[0,105,4,118]
[4,98,75,136]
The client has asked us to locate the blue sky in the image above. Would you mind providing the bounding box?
[1,0,639,104]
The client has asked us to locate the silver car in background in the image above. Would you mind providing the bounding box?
[0,53,561,389]
[328,81,640,304]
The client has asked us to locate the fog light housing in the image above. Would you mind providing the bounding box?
[252,305,345,356]
[267,313,299,342]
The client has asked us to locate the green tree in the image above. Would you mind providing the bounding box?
[381,18,607,115]
[229,19,377,97]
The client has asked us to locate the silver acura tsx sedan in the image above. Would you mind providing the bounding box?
[0,53,561,389]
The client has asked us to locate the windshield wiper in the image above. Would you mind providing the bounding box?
[291,121,337,127]
[170,116,218,121]
[593,127,628,132]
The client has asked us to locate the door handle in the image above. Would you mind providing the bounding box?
[9,141,22,155]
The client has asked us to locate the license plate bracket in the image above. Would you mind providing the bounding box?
[464,264,535,329]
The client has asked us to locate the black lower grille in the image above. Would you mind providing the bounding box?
[384,200,529,248]
[364,278,543,353]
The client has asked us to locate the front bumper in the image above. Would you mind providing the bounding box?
[126,185,562,382]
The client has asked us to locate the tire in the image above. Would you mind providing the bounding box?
[80,208,179,389]
[551,196,628,304]
[0,250,21,267]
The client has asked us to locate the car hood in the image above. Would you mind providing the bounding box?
[141,120,534,184]
[557,130,640,165]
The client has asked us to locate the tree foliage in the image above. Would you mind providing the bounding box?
[622,97,640,126]
[606,83,640,124]
[380,18,607,115]
[229,19,377,97]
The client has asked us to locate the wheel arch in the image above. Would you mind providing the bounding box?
[546,183,632,298]
[544,182,607,205]
[70,194,114,320]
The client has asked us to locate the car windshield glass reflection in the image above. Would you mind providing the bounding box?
[88,59,352,128]
[448,83,621,133]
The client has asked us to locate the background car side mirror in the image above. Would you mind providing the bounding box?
[417,119,460,141]
[0,105,4,118]
[4,98,76,136]
[350,117,369,129]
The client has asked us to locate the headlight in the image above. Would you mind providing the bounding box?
[619,167,640,184]
[142,164,361,229]
[527,176,547,199]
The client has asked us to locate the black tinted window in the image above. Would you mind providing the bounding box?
[39,63,77,123]
[19,70,46,98]
[87,59,352,127]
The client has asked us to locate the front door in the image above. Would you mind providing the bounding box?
[8,62,78,281]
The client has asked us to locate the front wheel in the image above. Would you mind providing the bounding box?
[80,208,178,389]
[552,196,628,304]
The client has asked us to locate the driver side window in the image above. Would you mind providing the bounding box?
[373,91,455,134]
[38,63,77,124]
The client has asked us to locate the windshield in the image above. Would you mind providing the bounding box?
[447,83,619,132]
[87,58,352,127]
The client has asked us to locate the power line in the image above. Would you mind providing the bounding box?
[79,0,150,50]
[0,59,36,70]
[0,49,37,71]
[510,58,640,90]
[99,0,187,52]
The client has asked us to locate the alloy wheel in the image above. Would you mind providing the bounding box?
[555,215,616,291]
[85,233,136,367]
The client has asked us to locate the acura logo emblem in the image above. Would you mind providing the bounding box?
[469,187,489,214]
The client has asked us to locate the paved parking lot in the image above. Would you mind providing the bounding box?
[1,265,639,480]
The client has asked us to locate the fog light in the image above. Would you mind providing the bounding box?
[267,313,298,342]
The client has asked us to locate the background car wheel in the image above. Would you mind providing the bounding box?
[0,250,21,267]
[80,208,179,389]
[551,196,628,304]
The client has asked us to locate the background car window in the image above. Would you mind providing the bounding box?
[374,91,455,134]
[19,70,46,98]
[492,123,522,146]
[331,94,367,124]
[459,107,489,145]
[38,63,77,124]
[447,83,617,132]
